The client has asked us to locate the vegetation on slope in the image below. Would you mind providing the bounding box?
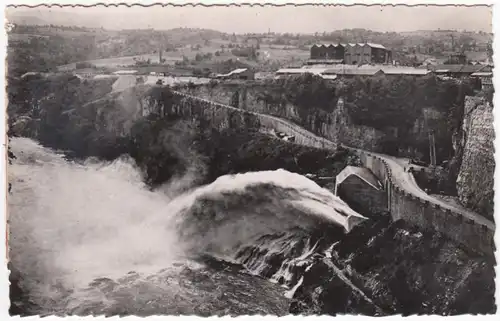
[259,73,339,113]
[342,74,476,160]
[250,73,476,164]
[8,76,355,189]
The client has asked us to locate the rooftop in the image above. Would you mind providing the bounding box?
[419,64,489,74]
[306,59,344,65]
[275,67,328,75]
[312,43,387,50]
[471,72,493,77]
[113,70,138,75]
[323,67,383,76]
[380,67,431,75]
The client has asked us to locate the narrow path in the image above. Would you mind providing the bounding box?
[175,91,495,232]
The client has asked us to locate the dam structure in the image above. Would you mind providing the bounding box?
[162,89,495,257]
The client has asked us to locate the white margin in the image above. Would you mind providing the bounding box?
[0,0,498,320]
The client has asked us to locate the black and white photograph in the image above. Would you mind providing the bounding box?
[3,1,497,317]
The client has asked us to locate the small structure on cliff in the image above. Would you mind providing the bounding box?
[335,166,388,218]
[471,71,493,91]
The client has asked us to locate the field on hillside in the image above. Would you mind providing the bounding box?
[58,54,184,71]
[58,42,306,72]
[258,44,309,62]
[11,23,491,77]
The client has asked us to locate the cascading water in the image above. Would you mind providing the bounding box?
[8,137,367,316]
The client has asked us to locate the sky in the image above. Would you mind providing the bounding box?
[6,4,493,33]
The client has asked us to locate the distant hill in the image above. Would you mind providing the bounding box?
[6,9,94,28]
[5,14,47,26]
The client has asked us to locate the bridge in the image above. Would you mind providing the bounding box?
[170,90,495,256]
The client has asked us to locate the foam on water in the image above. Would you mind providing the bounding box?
[8,137,366,314]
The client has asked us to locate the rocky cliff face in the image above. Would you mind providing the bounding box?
[292,219,496,315]
[182,84,343,145]
[182,84,340,141]
[181,82,452,162]
[455,96,495,219]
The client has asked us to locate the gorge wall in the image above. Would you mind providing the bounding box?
[455,96,495,219]
[158,89,494,257]
[11,75,492,256]
[179,82,493,218]
[177,83,340,142]
[158,91,338,150]
[179,82,454,162]
[9,73,494,259]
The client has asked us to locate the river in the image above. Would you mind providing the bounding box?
[7,137,365,316]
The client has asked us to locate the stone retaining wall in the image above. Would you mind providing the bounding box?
[359,152,495,256]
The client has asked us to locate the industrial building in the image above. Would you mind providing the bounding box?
[310,43,392,65]
[310,43,345,61]
[471,72,493,91]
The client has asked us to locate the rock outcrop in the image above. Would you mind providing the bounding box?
[178,83,341,143]
[179,81,455,162]
[290,219,496,316]
[455,96,495,219]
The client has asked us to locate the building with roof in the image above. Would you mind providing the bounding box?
[113,70,138,75]
[274,67,340,81]
[275,65,440,80]
[275,67,328,76]
[419,64,490,78]
[323,66,384,78]
[471,71,493,91]
[335,166,387,218]
[380,67,432,77]
[446,53,468,65]
[310,44,346,61]
[215,68,254,80]
[310,43,392,65]
[344,43,392,65]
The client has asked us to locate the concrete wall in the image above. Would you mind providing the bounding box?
[171,91,337,150]
[359,151,495,256]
